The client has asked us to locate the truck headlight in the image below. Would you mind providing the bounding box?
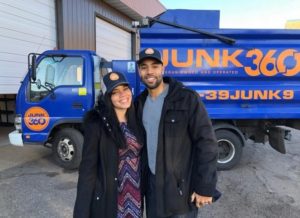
[14,114,22,132]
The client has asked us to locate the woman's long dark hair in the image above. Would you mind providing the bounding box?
[95,86,143,149]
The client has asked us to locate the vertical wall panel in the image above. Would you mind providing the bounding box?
[57,0,133,50]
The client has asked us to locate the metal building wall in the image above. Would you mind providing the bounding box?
[56,0,133,50]
[0,0,57,94]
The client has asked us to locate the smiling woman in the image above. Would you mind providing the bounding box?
[73,71,145,218]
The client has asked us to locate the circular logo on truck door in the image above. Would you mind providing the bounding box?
[24,107,50,131]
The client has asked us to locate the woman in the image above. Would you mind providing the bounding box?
[74,72,145,218]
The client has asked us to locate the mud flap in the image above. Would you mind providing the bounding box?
[268,127,286,154]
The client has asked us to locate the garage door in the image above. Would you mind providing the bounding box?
[0,0,57,94]
[96,17,132,61]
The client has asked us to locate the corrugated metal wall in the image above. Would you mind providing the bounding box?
[56,0,133,50]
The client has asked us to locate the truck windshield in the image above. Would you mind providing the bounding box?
[29,56,84,102]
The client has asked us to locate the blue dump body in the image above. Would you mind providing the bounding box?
[9,10,300,170]
[140,26,300,120]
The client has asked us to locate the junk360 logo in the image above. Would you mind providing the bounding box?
[24,107,50,131]
[161,48,300,77]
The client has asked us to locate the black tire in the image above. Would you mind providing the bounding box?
[52,128,83,170]
[216,129,243,171]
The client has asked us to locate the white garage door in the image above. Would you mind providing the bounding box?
[96,18,132,61]
[0,0,57,94]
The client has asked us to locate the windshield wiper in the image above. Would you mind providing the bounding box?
[33,79,54,93]
[45,82,55,90]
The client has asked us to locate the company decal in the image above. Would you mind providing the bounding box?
[24,107,50,131]
[161,48,300,77]
[198,90,294,100]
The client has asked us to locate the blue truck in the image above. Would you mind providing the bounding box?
[9,10,300,170]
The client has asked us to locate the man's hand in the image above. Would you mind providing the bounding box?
[191,192,213,208]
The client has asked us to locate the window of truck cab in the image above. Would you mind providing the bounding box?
[29,56,84,102]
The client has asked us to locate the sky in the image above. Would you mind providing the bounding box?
[159,0,300,29]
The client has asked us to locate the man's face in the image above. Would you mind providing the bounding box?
[138,59,164,89]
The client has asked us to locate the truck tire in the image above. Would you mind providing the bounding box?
[216,129,243,171]
[52,128,83,170]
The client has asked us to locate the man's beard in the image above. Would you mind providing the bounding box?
[142,76,163,89]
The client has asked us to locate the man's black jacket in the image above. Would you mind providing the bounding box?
[136,77,218,217]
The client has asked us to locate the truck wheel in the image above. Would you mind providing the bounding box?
[52,128,83,170]
[216,130,243,170]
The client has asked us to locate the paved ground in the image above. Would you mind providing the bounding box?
[0,126,299,218]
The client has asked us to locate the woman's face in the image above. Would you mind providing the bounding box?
[110,85,132,110]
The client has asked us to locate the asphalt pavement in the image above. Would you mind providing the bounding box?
[0,126,299,218]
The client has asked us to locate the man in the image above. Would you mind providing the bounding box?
[136,48,219,218]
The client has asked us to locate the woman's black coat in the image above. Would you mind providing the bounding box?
[73,108,145,218]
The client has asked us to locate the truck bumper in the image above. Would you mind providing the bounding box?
[9,130,24,146]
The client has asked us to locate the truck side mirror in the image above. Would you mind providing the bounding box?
[31,54,37,82]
